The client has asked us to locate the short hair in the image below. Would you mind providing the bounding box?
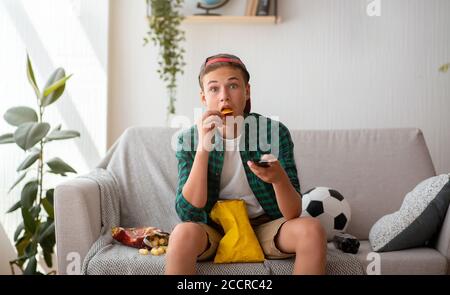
[198,53,250,90]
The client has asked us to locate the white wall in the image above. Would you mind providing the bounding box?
[109,0,450,173]
[0,0,108,252]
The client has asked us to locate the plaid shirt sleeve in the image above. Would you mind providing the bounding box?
[174,129,209,223]
[278,123,302,197]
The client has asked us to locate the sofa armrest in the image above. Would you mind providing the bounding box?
[436,204,450,274]
[54,178,101,275]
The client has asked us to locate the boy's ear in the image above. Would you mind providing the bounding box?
[246,83,251,100]
[200,91,207,106]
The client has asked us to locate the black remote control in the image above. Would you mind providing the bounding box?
[332,232,360,254]
[254,160,271,167]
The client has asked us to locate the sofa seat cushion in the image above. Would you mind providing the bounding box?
[86,244,364,275]
[85,244,270,275]
[355,240,448,274]
[265,244,365,275]
[85,242,447,275]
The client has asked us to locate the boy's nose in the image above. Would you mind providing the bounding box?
[219,88,230,101]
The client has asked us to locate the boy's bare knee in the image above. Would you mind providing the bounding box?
[171,222,204,241]
[292,217,326,242]
[307,218,326,238]
[169,222,208,254]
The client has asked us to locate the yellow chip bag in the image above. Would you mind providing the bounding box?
[210,200,265,263]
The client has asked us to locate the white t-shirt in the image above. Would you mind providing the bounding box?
[219,135,266,218]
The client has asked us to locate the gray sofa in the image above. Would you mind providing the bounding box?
[55,127,450,275]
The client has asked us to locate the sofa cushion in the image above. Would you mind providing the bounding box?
[86,242,447,275]
[369,174,450,252]
[86,244,271,275]
[355,240,447,275]
[265,244,365,275]
[86,244,367,275]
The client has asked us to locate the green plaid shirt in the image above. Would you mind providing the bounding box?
[175,112,301,224]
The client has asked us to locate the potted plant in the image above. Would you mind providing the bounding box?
[144,0,186,119]
[0,54,79,274]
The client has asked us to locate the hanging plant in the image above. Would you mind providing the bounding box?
[144,0,186,117]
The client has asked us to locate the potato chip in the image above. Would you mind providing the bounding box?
[221,108,233,116]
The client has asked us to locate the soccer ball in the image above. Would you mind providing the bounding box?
[301,187,351,241]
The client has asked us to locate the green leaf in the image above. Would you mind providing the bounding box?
[42,198,54,219]
[43,250,53,268]
[39,220,55,251]
[46,129,80,142]
[38,218,55,236]
[23,256,37,275]
[25,240,38,258]
[43,73,72,97]
[6,200,22,213]
[47,170,67,176]
[14,222,24,242]
[439,63,449,73]
[38,220,50,234]
[46,157,77,174]
[39,226,55,254]
[20,181,38,210]
[46,189,54,205]
[17,149,40,172]
[3,106,38,127]
[14,122,50,151]
[0,133,15,144]
[41,68,72,107]
[30,205,41,219]
[21,207,36,233]
[15,233,31,258]
[39,222,54,243]
[26,54,40,99]
[8,171,27,193]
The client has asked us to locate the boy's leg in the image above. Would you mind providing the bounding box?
[165,222,222,275]
[275,216,327,275]
[165,222,209,275]
[255,216,327,275]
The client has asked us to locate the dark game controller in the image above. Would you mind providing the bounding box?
[332,232,360,254]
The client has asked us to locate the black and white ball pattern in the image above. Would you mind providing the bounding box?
[301,187,351,241]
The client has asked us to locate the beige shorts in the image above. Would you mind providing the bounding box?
[196,214,295,261]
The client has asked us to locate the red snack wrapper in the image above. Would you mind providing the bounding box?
[111,226,170,249]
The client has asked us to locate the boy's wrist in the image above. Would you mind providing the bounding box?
[195,144,210,155]
[272,170,289,186]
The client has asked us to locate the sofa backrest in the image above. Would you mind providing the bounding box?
[290,128,436,239]
[104,126,436,239]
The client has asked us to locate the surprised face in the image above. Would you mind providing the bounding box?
[201,66,250,118]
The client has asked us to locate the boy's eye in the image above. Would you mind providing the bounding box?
[209,87,218,92]
[229,84,238,89]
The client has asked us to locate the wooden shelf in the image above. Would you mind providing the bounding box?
[182,15,279,24]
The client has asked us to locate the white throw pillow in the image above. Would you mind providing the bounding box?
[369,174,450,252]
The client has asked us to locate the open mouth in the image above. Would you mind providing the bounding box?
[221,107,234,116]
